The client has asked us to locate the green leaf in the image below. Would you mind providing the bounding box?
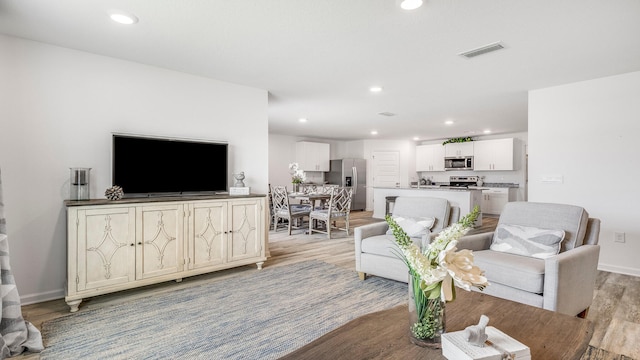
[427,283,442,299]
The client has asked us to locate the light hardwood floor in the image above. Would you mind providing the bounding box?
[19,212,639,359]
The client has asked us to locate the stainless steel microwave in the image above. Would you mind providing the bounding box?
[444,156,473,171]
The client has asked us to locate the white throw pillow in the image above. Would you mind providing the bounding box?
[386,216,435,238]
[490,224,565,259]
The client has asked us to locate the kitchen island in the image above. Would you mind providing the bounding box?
[373,186,483,225]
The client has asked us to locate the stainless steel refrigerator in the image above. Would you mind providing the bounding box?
[325,158,366,211]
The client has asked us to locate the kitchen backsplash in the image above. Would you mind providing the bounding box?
[415,170,523,187]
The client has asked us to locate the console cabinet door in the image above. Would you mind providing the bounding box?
[228,199,263,263]
[74,207,136,292]
[187,201,227,270]
[136,204,183,280]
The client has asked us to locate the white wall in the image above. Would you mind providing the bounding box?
[0,35,269,303]
[529,71,640,276]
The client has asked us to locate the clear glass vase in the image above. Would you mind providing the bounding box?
[408,273,445,348]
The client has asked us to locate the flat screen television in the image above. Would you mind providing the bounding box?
[112,134,228,197]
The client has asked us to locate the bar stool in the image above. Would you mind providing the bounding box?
[385,196,398,216]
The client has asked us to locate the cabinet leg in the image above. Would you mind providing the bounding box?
[67,299,82,313]
[256,261,264,270]
[175,278,183,283]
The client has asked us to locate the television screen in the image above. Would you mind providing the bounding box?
[112,134,228,196]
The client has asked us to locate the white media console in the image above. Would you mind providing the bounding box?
[65,194,268,312]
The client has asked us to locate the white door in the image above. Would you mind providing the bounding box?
[372,151,400,187]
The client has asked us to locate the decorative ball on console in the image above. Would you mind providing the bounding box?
[105,185,124,201]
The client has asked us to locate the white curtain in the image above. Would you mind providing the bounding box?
[0,169,43,358]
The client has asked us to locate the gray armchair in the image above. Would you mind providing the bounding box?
[354,196,459,283]
[457,201,600,317]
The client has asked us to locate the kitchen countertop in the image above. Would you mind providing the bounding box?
[378,186,482,191]
[372,186,483,221]
[409,184,519,189]
[481,183,520,188]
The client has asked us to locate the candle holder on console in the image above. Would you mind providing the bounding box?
[70,167,91,200]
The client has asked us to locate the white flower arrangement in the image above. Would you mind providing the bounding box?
[387,206,488,302]
[288,163,306,184]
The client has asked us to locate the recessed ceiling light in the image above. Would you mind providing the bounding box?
[413,137,420,141]
[109,11,139,25]
[370,130,378,135]
[298,118,308,123]
[369,86,383,93]
[483,129,492,134]
[400,0,423,10]
[445,120,454,125]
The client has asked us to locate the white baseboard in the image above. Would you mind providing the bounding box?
[20,288,65,306]
[598,263,640,277]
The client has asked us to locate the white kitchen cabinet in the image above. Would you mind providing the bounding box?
[474,138,514,171]
[416,144,445,171]
[444,142,474,157]
[66,195,267,312]
[481,187,517,215]
[296,141,330,171]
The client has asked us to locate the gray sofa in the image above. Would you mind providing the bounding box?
[457,201,600,317]
[354,196,459,283]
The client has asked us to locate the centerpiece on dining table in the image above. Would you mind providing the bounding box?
[288,162,306,193]
[386,205,488,348]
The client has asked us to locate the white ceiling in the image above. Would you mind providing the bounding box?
[1,0,640,141]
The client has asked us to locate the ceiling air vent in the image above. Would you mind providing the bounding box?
[378,112,396,117]
[459,42,505,59]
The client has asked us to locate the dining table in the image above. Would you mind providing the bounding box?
[288,192,331,209]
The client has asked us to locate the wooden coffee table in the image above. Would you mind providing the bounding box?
[280,290,593,359]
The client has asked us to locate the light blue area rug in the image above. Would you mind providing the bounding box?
[41,260,407,359]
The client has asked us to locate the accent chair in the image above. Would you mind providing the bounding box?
[456,201,600,317]
[354,196,460,283]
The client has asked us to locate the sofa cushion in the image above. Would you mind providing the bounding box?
[391,197,451,233]
[473,250,545,294]
[385,216,435,238]
[496,202,589,252]
[490,224,565,259]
